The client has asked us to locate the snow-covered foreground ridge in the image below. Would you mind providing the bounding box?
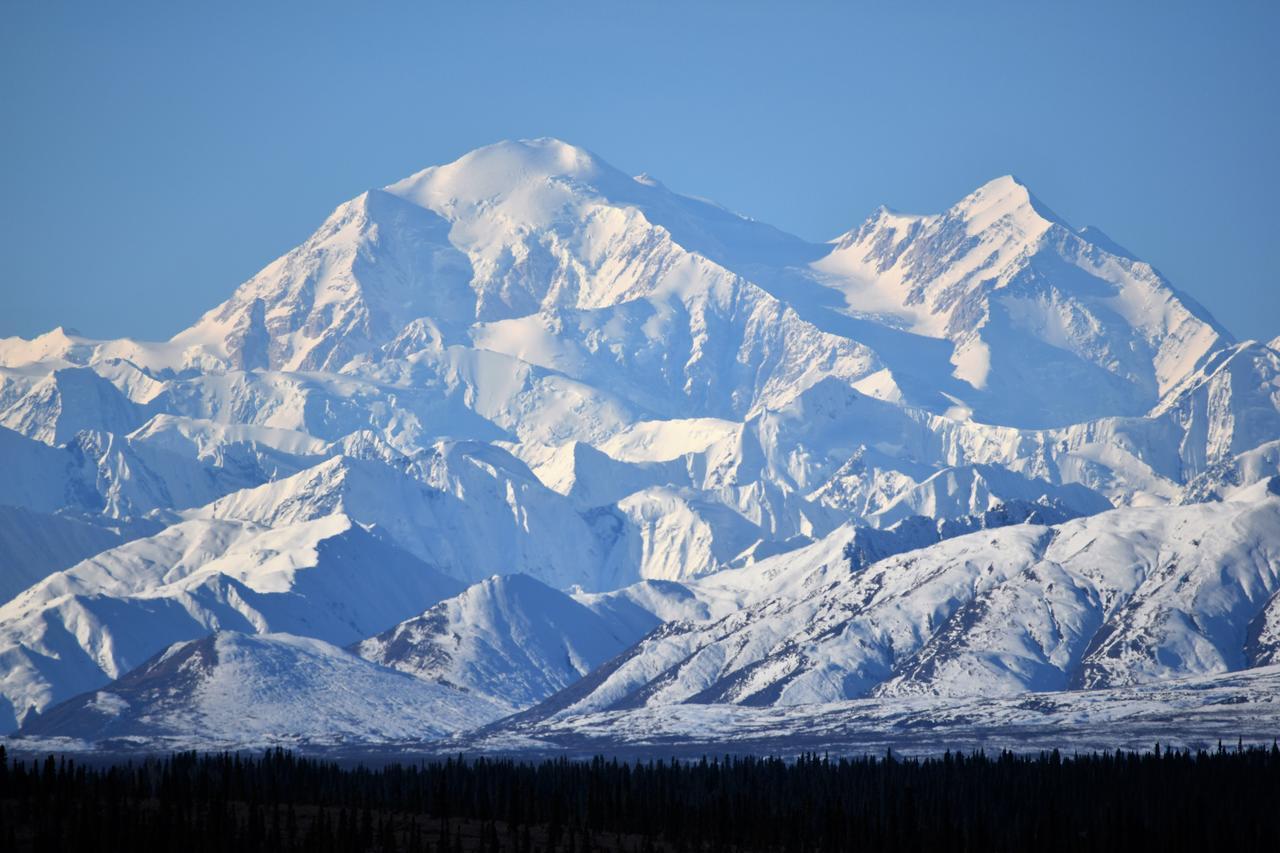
[1,138,1279,746]
[503,484,1280,720]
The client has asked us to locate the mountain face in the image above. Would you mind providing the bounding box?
[0,506,157,604]
[172,141,882,435]
[814,177,1227,426]
[507,484,1280,725]
[353,573,664,712]
[0,506,468,731]
[17,632,503,747]
[0,138,1277,748]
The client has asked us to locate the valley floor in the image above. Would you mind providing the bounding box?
[7,663,1280,763]
[460,664,1280,761]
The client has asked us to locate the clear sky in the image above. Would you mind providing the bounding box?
[2,1,1277,342]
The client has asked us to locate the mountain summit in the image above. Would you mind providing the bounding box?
[163,139,1231,431]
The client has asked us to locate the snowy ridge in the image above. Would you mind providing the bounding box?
[814,176,1228,426]
[16,632,503,748]
[0,508,467,730]
[510,488,1280,721]
[0,138,1277,748]
[354,574,662,712]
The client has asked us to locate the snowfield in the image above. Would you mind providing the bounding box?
[453,663,1280,759]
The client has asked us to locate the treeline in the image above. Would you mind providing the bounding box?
[2,743,1279,851]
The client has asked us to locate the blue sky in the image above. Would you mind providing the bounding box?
[2,1,1277,341]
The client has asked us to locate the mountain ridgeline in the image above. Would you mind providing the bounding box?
[0,138,1278,751]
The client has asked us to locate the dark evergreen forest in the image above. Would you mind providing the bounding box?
[1,743,1277,852]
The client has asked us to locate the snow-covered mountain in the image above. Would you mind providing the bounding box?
[353,573,663,712]
[16,631,503,748]
[0,506,157,604]
[0,507,467,731]
[0,138,1278,747]
[814,176,1227,426]
[506,483,1280,724]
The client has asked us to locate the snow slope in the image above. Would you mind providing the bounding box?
[814,176,1228,426]
[15,631,503,748]
[0,507,156,606]
[354,574,660,712]
[0,510,464,730]
[512,488,1280,722]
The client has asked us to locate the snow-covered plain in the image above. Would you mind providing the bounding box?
[454,663,1280,759]
[1,138,1278,751]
